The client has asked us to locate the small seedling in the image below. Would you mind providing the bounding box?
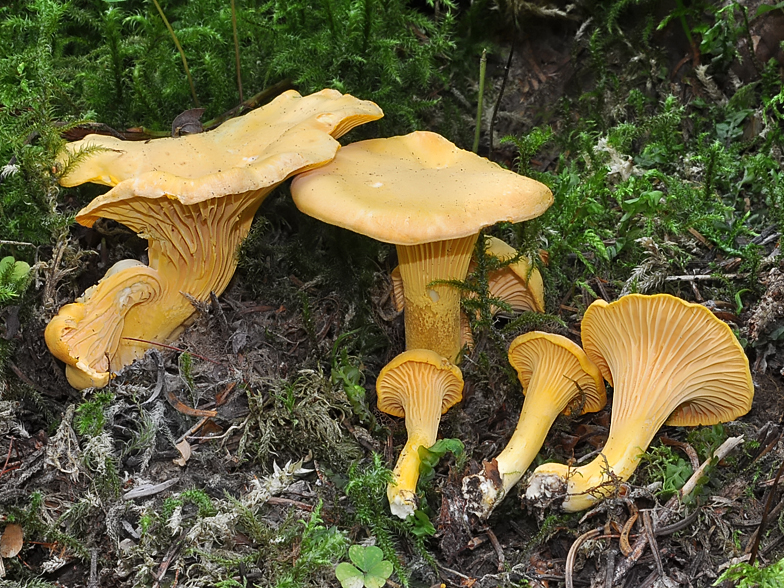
[0,256,31,304]
[335,545,393,588]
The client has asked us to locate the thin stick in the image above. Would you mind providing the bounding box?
[664,273,746,282]
[488,44,514,158]
[749,457,784,565]
[230,0,244,104]
[0,240,34,247]
[122,337,221,365]
[151,0,200,108]
[566,528,600,588]
[472,49,487,154]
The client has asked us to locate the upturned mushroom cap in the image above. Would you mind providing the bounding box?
[47,89,382,389]
[376,349,464,519]
[60,88,383,190]
[462,332,605,518]
[292,132,552,361]
[526,294,754,512]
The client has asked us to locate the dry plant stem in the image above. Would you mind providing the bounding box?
[472,49,487,154]
[665,273,747,282]
[613,435,744,584]
[151,0,199,107]
[488,44,515,157]
[122,337,221,365]
[749,456,784,565]
[566,528,600,588]
[483,527,505,572]
[230,0,243,104]
[0,240,34,247]
[642,510,663,577]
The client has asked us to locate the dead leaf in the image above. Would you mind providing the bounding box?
[0,524,23,558]
[171,108,205,137]
[173,439,191,467]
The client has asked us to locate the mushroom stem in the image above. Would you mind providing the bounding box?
[530,408,666,512]
[397,234,477,363]
[495,392,565,496]
[388,430,436,519]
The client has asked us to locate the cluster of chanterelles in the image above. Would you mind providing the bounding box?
[47,89,754,521]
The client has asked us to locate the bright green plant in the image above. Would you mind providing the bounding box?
[335,545,393,588]
[715,556,784,588]
[0,256,31,304]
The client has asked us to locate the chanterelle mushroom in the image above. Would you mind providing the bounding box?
[462,332,605,519]
[525,294,754,512]
[376,349,464,519]
[46,89,382,389]
[291,131,552,362]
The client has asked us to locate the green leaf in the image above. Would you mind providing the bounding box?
[349,544,384,571]
[338,545,393,588]
[756,2,784,17]
[335,562,364,588]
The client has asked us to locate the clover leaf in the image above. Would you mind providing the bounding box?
[335,545,393,588]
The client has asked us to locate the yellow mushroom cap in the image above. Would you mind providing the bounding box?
[376,349,464,418]
[509,332,606,414]
[290,131,553,246]
[582,294,753,425]
[60,88,383,191]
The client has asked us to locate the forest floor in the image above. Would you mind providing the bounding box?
[2,2,784,588]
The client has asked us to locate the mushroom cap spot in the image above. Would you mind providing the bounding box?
[581,293,754,426]
[290,131,554,246]
[508,331,606,414]
[376,349,464,418]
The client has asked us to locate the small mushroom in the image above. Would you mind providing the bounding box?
[47,89,382,389]
[462,332,605,519]
[525,294,754,512]
[376,349,464,519]
[291,131,552,362]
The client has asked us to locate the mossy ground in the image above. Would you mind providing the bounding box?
[2,1,784,587]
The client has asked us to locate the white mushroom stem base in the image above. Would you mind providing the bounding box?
[397,234,477,363]
[463,395,563,518]
[526,417,664,512]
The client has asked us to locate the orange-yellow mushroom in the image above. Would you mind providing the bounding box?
[46,89,382,389]
[526,294,754,512]
[291,131,552,363]
[462,332,605,518]
[376,349,464,519]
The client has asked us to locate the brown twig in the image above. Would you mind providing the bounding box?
[642,510,663,577]
[0,438,15,479]
[488,43,515,158]
[266,496,314,511]
[749,457,784,565]
[122,337,221,365]
[484,527,505,572]
[566,528,600,588]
